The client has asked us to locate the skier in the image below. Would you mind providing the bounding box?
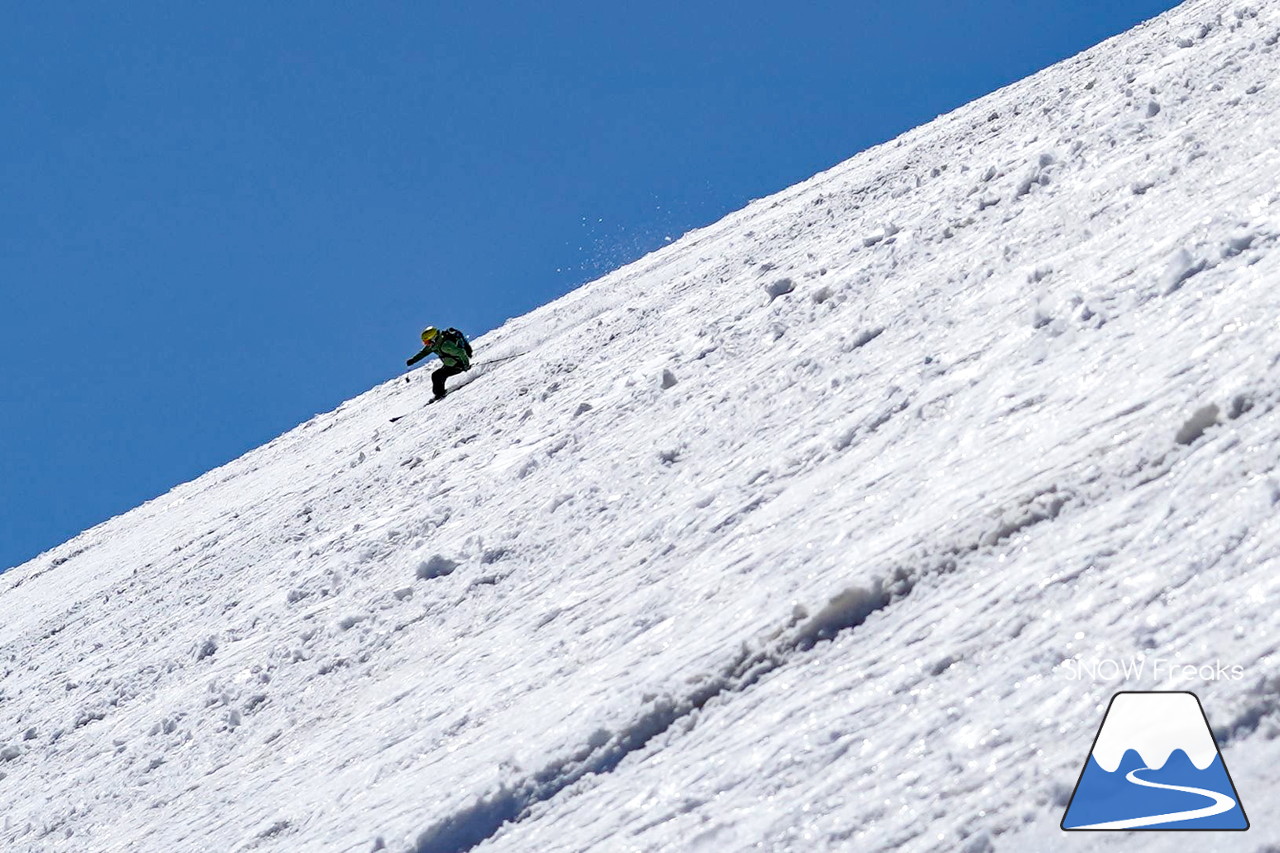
[406,326,472,400]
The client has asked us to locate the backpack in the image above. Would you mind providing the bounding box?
[441,327,473,358]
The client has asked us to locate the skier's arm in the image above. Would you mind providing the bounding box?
[406,345,433,367]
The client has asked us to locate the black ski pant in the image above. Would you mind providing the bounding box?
[432,364,465,396]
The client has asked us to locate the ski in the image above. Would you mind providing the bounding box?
[390,384,467,422]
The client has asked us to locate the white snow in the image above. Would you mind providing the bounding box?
[5,0,1280,850]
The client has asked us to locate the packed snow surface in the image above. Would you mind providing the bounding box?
[4,0,1280,850]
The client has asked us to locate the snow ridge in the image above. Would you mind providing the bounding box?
[411,583,893,853]
[406,474,1091,851]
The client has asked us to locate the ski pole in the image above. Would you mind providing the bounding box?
[404,351,523,383]
[476,352,524,367]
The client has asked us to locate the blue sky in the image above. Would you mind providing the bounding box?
[1,0,1180,572]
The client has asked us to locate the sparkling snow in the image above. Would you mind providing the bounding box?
[3,0,1280,850]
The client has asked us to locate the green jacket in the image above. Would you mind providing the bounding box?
[407,333,471,370]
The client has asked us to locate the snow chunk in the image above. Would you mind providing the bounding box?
[1161,248,1206,294]
[810,284,834,304]
[794,583,890,648]
[862,222,900,247]
[763,278,795,301]
[1176,23,1212,48]
[1222,229,1256,257]
[337,613,366,631]
[1175,404,1220,445]
[416,555,459,580]
[194,637,218,662]
[844,327,885,351]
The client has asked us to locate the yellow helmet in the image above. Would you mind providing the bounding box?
[421,326,439,345]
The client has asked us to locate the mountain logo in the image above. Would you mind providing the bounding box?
[1061,691,1248,831]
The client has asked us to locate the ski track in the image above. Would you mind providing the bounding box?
[5,1,1280,851]
[1070,767,1236,829]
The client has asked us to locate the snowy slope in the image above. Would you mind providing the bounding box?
[5,1,1280,850]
